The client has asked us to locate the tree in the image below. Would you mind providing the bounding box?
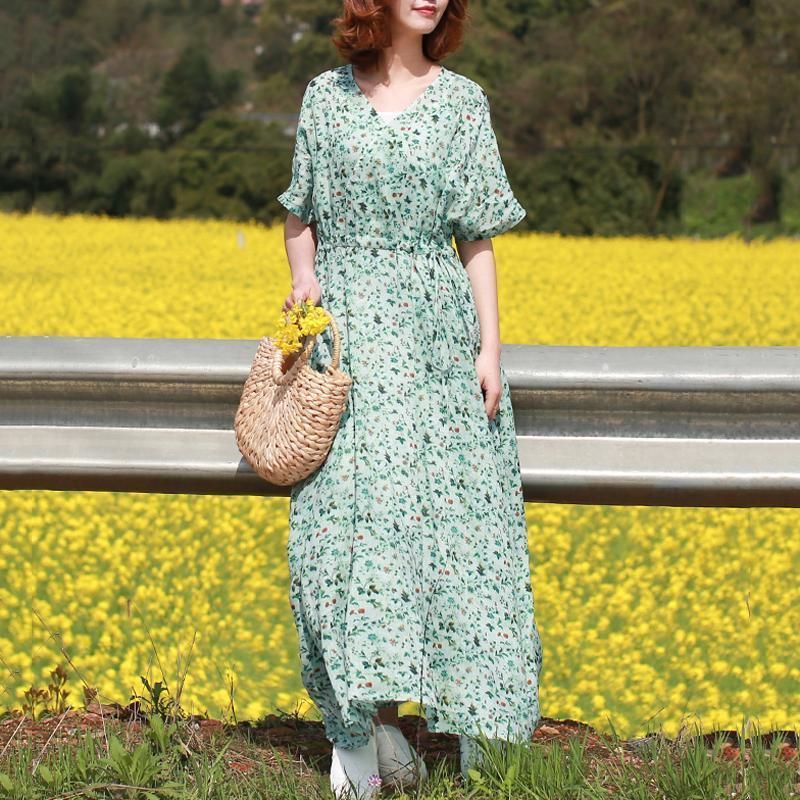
[156,41,243,137]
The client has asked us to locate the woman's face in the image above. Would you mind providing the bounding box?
[388,0,447,36]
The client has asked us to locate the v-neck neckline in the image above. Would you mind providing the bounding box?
[347,62,447,126]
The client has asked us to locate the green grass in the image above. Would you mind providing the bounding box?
[2,600,798,798]
[0,709,797,799]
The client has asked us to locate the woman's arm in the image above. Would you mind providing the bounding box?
[455,237,502,421]
[282,213,320,311]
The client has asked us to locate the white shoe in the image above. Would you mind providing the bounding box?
[459,733,481,779]
[330,721,382,800]
[374,721,429,790]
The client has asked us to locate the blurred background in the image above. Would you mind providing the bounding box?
[0,0,798,237]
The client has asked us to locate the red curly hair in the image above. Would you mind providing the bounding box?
[331,0,468,71]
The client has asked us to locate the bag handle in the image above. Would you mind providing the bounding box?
[271,309,343,383]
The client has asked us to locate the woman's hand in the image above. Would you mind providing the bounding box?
[475,345,502,421]
[282,273,321,312]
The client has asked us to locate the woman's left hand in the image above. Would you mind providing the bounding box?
[475,346,502,421]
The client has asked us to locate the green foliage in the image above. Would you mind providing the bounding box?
[54,67,94,133]
[254,6,305,79]
[19,65,101,135]
[52,0,84,18]
[0,108,289,220]
[157,42,244,136]
[477,0,597,38]
[63,120,178,216]
[530,0,598,15]
[169,113,288,221]
[158,0,222,13]
[683,170,799,239]
[0,0,798,235]
[522,140,683,236]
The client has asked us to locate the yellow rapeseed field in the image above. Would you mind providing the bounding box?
[0,211,798,738]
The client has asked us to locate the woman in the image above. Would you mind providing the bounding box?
[277,1,543,797]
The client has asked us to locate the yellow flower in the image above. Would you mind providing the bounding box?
[271,299,332,355]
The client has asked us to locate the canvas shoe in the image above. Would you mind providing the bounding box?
[374,721,429,790]
[330,721,383,800]
[459,732,482,779]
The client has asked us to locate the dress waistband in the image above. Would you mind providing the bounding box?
[318,232,474,381]
[317,235,453,253]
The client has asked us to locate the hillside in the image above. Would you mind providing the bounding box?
[0,0,798,235]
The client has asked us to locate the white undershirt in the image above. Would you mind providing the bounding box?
[377,110,403,124]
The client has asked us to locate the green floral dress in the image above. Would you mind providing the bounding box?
[277,63,543,749]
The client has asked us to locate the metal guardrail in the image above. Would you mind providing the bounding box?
[2,336,800,507]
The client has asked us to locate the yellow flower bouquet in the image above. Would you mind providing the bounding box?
[272,299,333,369]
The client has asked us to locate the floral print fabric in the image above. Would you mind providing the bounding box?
[278,63,543,749]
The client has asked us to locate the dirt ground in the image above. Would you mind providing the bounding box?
[1,706,797,783]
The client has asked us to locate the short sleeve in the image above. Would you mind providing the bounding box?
[277,81,317,225]
[444,88,526,242]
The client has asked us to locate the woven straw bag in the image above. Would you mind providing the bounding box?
[234,312,352,485]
